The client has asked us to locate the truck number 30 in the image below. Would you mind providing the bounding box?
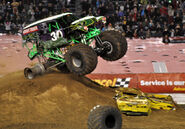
[51,30,63,41]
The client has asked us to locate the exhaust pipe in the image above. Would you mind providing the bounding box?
[24,63,46,79]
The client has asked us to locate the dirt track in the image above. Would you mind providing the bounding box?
[0,70,116,129]
[0,70,185,129]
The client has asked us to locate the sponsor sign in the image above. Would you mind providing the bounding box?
[137,73,185,93]
[93,78,131,87]
[23,26,39,35]
[86,74,137,88]
[87,73,185,93]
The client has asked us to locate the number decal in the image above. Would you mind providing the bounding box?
[56,30,63,38]
[51,32,57,41]
[51,30,64,41]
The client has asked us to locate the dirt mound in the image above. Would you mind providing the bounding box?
[0,71,185,129]
[0,71,115,129]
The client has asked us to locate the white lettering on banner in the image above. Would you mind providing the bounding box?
[174,81,185,86]
[140,80,165,86]
[140,80,185,86]
[166,80,173,85]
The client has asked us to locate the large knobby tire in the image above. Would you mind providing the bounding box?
[88,105,122,129]
[99,30,127,61]
[65,44,97,75]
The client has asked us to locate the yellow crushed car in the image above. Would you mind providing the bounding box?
[148,97,175,110]
[116,95,151,116]
[114,88,176,115]
[146,94,173,101]
[146,93,175,110]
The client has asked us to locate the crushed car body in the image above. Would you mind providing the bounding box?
[114,88,176,116]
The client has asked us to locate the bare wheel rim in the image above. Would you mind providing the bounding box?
[102,41,113,54]
[72,57,82,68]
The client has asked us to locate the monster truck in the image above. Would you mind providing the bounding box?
[22,13,127,79]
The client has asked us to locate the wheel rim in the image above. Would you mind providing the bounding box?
[72,56,82,68]
[102,41,113,54]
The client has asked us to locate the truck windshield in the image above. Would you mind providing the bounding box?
[57,14,78,28]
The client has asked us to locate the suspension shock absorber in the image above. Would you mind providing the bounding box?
[94,36,105,55]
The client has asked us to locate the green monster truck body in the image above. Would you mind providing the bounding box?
[22,13,127,79]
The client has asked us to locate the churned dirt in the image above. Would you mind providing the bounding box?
[0,71,185,129]
[0,70,117,129]
[0,35,185,129]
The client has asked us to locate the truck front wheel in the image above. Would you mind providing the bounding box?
[65,44,98,75]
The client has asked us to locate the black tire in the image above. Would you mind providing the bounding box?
[65,44,97,75]
[104,30,127,59]
[56,64,70,73]
[88,105,122,129]
[99,30,127,61]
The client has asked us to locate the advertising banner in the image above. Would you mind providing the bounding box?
[86,73,185,93]
[137,73,185,93]
[87,74,138,88]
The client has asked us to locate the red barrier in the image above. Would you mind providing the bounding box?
[87,74,138,88]
[86,73,185,93]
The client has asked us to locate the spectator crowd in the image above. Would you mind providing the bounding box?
[81,0,185,39]
[0,0,185,40]
[0,0,70,34]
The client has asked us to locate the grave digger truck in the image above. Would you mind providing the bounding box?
[22,13,127,79]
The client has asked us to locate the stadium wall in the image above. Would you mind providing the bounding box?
[87,73,185,104]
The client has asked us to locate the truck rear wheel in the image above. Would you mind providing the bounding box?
[65,44,97,75]
[88,105,122,129]
[99,31,127,61]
